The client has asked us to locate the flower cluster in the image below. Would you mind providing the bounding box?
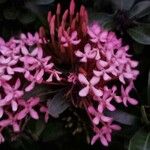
[42,0,139,146]
[74,24,139,146]
[0,33,61,143]
[0,0,139,147]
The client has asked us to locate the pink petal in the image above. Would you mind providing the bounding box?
[103,73,111,81]
[98,60,108,67]
[90,76,100,85]
[93,116,100,125]
[84,43,91,53]
[71,39,81,45]
[78,74,89,85]
[110,124,121,130]
[17,108,28,120]
[30,109,39,120]
[11,100,18,112]
[13,122,20,132]
[71,31,77,40]
[91,86,103,97]
[98,104,104,113]
[0,120,11,127]
[93,70,102,77]
[79,86,90,97]
[25,82,35,92]
[15,78,21,89]
[75,50,83,57]
[128,98,138,105]
[0,107,4,118]
[21,46,29,55]
[91,134,99,145]
[37,47,43,59]
[36,69,44,81]
[29,98,40,106]
[100,135,108,146]
[101,115,112,122]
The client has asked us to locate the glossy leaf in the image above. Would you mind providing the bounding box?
[148,70,150,105]
[106,110,139,125]
[18,12,36,24]
[34,0,54,5]
[127,24,150,45]
[129,1,150,19]
[3,8,19,20]
[128,127,150,150]
[40,121,67,142]
[47,91,69,118]
[89,12,114,29]
[110,0,135,10]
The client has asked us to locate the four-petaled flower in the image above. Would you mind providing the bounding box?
[78,73,103,97]
[75,43,96,62]
[17,97,40,120]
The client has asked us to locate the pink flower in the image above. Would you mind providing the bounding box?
[75,43,96,62]
[88,24,101,43]
[88,106,112,125]
[3,79,24,111]
[61,31,81,47]
[91,128,108,146]
[25,70,44,92]
[94,95,116,113]
[91,122,121,146]
[0,112,20,132]
[121,82,138,106]
[78,73,103,97]
[17,97,40,120]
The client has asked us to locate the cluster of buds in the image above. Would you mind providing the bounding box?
[0,33,61,143]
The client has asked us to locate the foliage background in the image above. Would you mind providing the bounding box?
[0,0,150,149]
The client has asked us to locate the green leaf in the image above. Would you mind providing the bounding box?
[148,70,150,105]
[106,110,139,125]
[129,1,150,19]
[127,24,150,45]
[34,0,54,5]
[0,0,6,4]
[110,0,135,11]
[18,11,36,24]
[27,119,46,141]
[3,7,19,20]
[47,91,69,118]
[40,121,67,142]
[128,127,150,150]
[89,12,114,30]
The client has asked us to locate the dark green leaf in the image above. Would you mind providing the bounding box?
[106,110,139,125]
[47,91,69,118]
[141,106,150,124]
[127,24,150,45]
[27,119,46,141]
[89,12,114,30]
[129,1,150,19]
[128,127,150,150]
[3,8,19,20]
[25,1,46,25]
[34,0,54,5]
[40,121,67,142]
[110,0,135,10]
[148,70,150,105]
[0,0,6,4]
[18,11,36,24]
